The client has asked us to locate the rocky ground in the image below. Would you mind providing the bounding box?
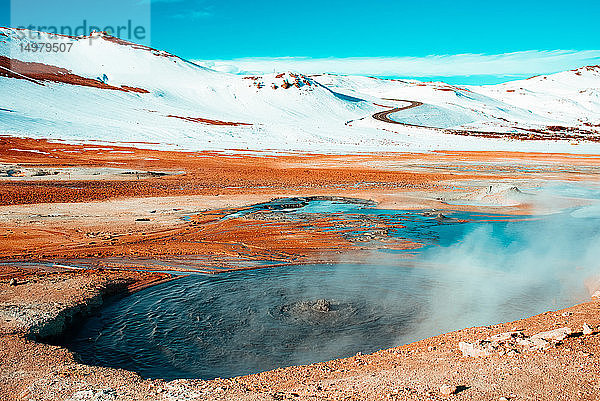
[1,137,600,400]
[0,266,599,400]
[1,137,598,268]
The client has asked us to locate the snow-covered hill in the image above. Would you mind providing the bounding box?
[1,27,599,153]
[317,70,600,134]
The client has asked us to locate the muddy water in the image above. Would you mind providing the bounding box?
[65,265,428,380]
[62,194,600,380]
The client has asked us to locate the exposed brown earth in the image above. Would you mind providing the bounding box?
[167,115,252,126]
[1,137,599,266]
[0,56,149,93]
[2,136,599,207]
[1,137,600,399]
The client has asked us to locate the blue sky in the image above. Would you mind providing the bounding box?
[2,0,599,81]
[147,0,600,60]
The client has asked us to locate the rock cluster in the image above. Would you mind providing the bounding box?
[69,389,116,400]
[312,299,332,312]
[459,325,595,357]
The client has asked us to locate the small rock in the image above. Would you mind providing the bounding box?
[516,336,550,350]
[530,337,551,350]
[583,323,593,335]
[531,327,571,343]
[439,384,458,396]
[562,312,572,317]
[459,341,494,357]
[9,278,17,286]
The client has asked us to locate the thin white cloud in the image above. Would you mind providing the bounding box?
[139,0,213,19]
[170,9,213,19]
[137,0,184,4]
[193,50,600,78]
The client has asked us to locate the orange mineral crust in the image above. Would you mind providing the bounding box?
[1,136,599,265]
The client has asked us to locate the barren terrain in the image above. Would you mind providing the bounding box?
[1,136,600,400]
[1,266,599,400]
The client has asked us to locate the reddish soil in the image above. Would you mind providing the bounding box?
[372,103,394,108]
[167,115,252,126]
[1,136,600,399]
[0,56,149,93]
[1,136,599,266]
[0,136,465,207]
[0,206,419,263]
[575,65,600,73]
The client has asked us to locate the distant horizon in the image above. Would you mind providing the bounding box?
[192,51,600,86]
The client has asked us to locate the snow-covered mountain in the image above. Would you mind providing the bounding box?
[1,27,600,153]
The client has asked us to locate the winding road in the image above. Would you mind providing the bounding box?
[372,99,423,124]
[370,98,598,142]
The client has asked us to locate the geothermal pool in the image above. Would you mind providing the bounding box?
[62,194,600,380]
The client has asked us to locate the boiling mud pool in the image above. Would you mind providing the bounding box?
[63,193,600,380]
